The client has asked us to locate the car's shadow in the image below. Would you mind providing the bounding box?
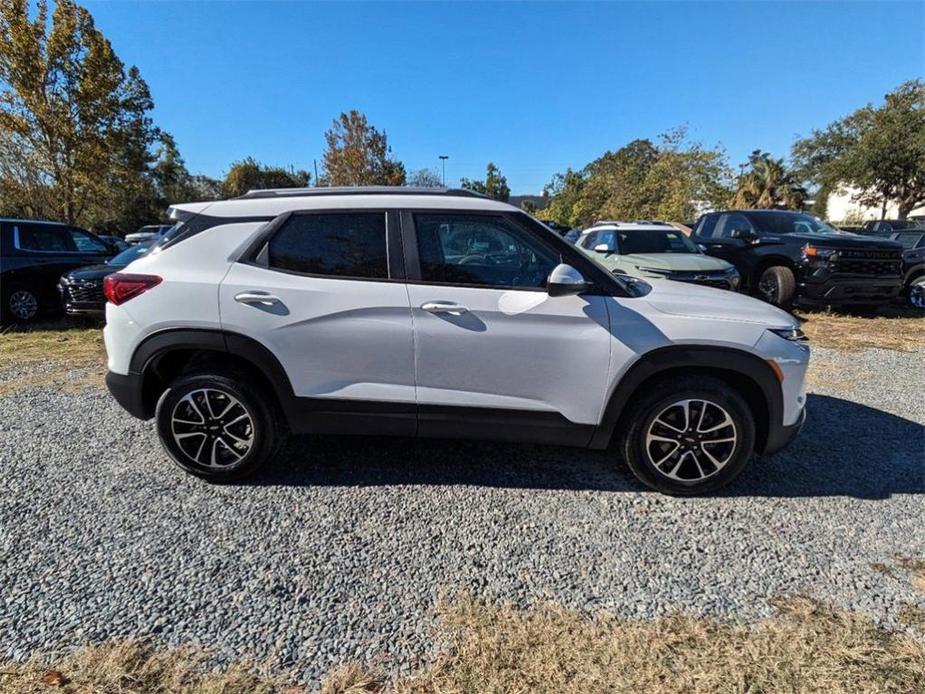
[244,394,924,499]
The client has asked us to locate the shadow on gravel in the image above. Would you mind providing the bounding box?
[243,394,924,499]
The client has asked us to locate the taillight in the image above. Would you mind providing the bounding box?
[103,273,162,305]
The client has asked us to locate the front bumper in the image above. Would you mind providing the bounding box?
[798,275,902,305]
[105,370,149,420]
[58,280,106,317]
[762,406,806,455]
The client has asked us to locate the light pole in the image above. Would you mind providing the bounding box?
[438,155,448,186]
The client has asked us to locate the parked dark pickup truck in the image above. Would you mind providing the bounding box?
[691,210,904,310]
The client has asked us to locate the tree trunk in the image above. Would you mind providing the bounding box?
[897,202,912,221]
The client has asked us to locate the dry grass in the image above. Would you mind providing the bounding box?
[0,322,105,396]
[0,639,280,693]
[797,307,925,352]
[382,594,925,694]
[5,596,924,694]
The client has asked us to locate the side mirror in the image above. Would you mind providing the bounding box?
[547,263,590,297]
[593,243,613,253]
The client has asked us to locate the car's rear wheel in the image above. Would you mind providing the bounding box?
[756,266,795,309]
[2,285,40,323]
[619,376,756,496]
[155,372,283,482]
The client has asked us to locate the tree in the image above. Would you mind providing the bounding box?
[221,157,310,198]
[460,162,510,201]
[407,168,442,187]
[540,129,732,227]
[520,199,537,214]
[731,150,807,210]
[321,110,405,186]
[0,0,159,226]
[793,80,925,219]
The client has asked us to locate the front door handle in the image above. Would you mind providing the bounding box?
[234,291,281,306]
[421,301,469,315]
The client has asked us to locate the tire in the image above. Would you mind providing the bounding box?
[618,376,756,496]
[155,371,284,482]
[2,284,40,323]
[756,266,796,309]
[907,276,925,310]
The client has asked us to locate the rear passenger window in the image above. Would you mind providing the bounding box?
[15,223,74,252]
[267,213,388,279]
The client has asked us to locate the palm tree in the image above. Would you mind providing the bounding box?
[732,151,807,210]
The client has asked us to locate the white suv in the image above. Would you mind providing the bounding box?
[103,187,809,495]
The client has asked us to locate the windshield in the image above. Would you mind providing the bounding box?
[108,241,153,265]
[751,212,839,235]
[615,228,700,254]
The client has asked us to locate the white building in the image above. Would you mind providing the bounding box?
[826,186,925,222]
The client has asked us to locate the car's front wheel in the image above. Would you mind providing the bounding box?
[155,372,283,482]
[619,376,756,496]
[908,276,925,309]
[756,266,796,309]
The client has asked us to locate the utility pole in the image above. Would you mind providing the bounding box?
[313,160,320,186]
[439,155,448,186]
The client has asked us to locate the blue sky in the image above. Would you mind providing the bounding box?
[84,1,923,193]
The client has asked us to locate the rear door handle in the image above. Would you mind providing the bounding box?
[421,301,469,315]
[234,291,281,306]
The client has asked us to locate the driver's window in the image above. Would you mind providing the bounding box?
[714,213,753,239]
[413,213,558,289]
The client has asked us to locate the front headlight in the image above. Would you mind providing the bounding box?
[769,327,808,342]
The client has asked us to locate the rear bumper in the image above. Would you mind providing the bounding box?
[762,406,806,456]
[105,370,149,420]
[798,275,902,305]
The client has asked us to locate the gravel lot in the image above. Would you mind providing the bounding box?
[0,343,923,684]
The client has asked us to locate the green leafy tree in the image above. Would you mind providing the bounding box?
[460,162,510,202]
[731,150,807,210]
[321,110,405,186]
[221,157,310,198]
[0,0,159,226]
[793,80,925,219]
[541,129,731,227]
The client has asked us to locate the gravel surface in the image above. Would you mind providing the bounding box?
[1,346,923,684]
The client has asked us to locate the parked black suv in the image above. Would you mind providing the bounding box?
[691,210,903,309]
[1,218,116,322]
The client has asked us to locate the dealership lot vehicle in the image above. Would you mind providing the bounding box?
[575,221,741,290]
[692,210,904,310]
[58,241,155,318]
[124,224,173,245]
[877,229,925,308]
[0,219,116,323]
[102,187,809,495]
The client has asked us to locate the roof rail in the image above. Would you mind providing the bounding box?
[237,186,488,200]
